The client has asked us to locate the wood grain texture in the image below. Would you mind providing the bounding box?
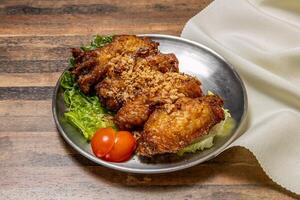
[0,0,299,199]
[0,87,54,100]
[0,0,212,36]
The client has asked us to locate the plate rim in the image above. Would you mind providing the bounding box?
[52,34,248,174]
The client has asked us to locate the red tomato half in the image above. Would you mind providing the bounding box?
[104,131,136,162]
[91,128,115,158]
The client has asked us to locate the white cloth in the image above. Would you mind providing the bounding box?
[181,0,300,194]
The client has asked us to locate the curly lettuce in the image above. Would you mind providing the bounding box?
[61,35,115,140]
[80,35,113,51]
[177,100,235,156]
[61,71,115,140]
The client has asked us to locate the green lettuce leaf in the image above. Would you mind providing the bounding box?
[177,108,235,156]
[80,35,113,51]
[60,70,75,90]
[61,35,115,140]
[61,71,115,140]
[177,135,214,156]
[68,57,75,68]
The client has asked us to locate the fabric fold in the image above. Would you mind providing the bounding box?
[181,0,300,194]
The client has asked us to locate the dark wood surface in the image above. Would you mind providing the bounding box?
[0,1,299,199]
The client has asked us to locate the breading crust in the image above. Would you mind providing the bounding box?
[136,95,225,157]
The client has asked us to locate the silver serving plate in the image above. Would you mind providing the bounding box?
[52,34,247,173]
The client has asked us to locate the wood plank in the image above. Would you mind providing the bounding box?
[0,73,60,87]
[0,60,67,73]
[0,165,272,187]
[0,131,271,186]
[0,100,52,116]
[0,99,257,164]
[0,0,207,16]
[0,35,90,47]
[1,184,296,200]
[0,45,70,61]
[0,16,188,36]
[0,129,297,198]
[0,130,258,165]
[0,0,212,36]
[0,34,190,61]
[0,100,257,164]
[0,116,55,132]
[0,87,54,100]
[0,36,91,64]
[0,0,211,11]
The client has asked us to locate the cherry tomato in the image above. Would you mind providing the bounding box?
[91,128,115,158]
[104,131,136,162]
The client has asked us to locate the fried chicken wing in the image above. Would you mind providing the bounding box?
[71,35,159,94]
[135,53,179,73]
[114,96,153,130]
[136,95,225,157]
[95,52,185,112]
[96,77,126,111]
[113,73,202,130]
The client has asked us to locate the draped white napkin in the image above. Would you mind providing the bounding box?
[181,0,300,194]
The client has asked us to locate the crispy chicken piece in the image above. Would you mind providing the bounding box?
[114,96,153,130]
[113,74,202,130]
[71,35,159,94]
[105,52,179,79]
[136,95,225,157]
[96,53,181,111]
[135,53,179,73]
[98,66,202,112]
[96,77,126,111]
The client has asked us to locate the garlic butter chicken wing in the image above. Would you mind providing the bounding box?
[137,95,225,157]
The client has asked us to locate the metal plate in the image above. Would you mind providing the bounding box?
[52,34,247,174]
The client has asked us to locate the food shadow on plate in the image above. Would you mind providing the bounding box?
[137,153,183,164]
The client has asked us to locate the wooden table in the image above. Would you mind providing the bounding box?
[0,1,299,199]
